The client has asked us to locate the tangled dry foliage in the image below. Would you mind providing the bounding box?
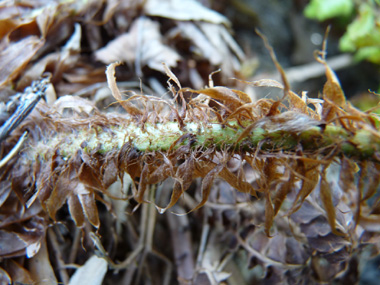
[2,0,380,284]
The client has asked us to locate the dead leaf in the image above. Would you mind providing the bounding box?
[4,260,33,284]
[184,86,249,112]
[105,62,143,116]
[67,194,85,228]
[320,171,344,236]
[191,162,224,212]
[69,255,107,285]
[96,17,181,73]
[175,21,244,77]
[0,36,44,87]
[158,155,195,213]
[289,162,320,215]
[17,22,82,89]
[29,238,57,285]
[316,54,346,108]
[265,190,275,236]
[0,215,45,259]
[143,0,229,24]
[0,267,11,284]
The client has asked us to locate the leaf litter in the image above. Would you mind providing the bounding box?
[1,1,380,284]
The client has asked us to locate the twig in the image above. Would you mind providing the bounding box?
[135,186,156,283]
[236,233,306,269]
[256,54,353,84]
[166,205,195,281]
[68,227,82,264]
[196,209,210,268]
[90,184,172,284]
[47,228,70,284]
[0,76,49,144]
[0,131,28,168]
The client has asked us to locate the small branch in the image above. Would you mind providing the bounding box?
[0,131,28,168]
[47,228,69,284]
[285,54,353,83]
[254,54,354,84]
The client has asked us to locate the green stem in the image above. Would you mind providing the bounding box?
[31,120,380,161]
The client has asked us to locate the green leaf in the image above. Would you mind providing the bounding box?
[304,0,354,21]
[355,46,380,64]
[339,4,376,51]
[339,3,380,63]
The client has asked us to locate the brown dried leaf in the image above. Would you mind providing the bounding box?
[158,156,195,213]
[320,171,343,236]
[0,36,44,87]
[143,0,229,24]
[363,162,380,202]
[147,158,173,184]
[319,58,346,108]
[67,194,85,228]
[102,158,118,188]
[184,87,248,111]
[163,63,182,90]
[245,78,283,89]
[339,157,356,194]
[0,230,29,257]
[17,23,82,89]
[45,174,73,221]
[273,169,295,216]
[191,163,224,212]
[0,18,20,39]
[66,182,100,228]
[28,238,57,284]
[118,144,142,181]
[195,22,245,76]
[243,78,320,117]
[289,162,320,215]
[78,161,103,190]
[135,163,150,204]
[265,190,275,236]
[97,17,180,73]
[231,89,252,104]
[0,215,45,259]
[262,157,282,189]
[287,91,310,114]
[219,167,257,196]
[78,192,100,228]
[106,62,143,116]
[4,260,33,284]
[52,95,96,115]
[315,51,347,123]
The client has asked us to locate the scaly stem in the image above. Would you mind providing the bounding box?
[30,120,380,161]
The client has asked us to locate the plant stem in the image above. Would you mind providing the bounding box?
[31,115,380,161]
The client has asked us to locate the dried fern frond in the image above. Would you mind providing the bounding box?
[1,29,380,284]
[1,55,379,238]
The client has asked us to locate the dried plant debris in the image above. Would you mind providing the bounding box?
[0,53,380,283]
[0,0,243,99]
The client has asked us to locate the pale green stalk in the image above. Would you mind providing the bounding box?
[31,120,380,161]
